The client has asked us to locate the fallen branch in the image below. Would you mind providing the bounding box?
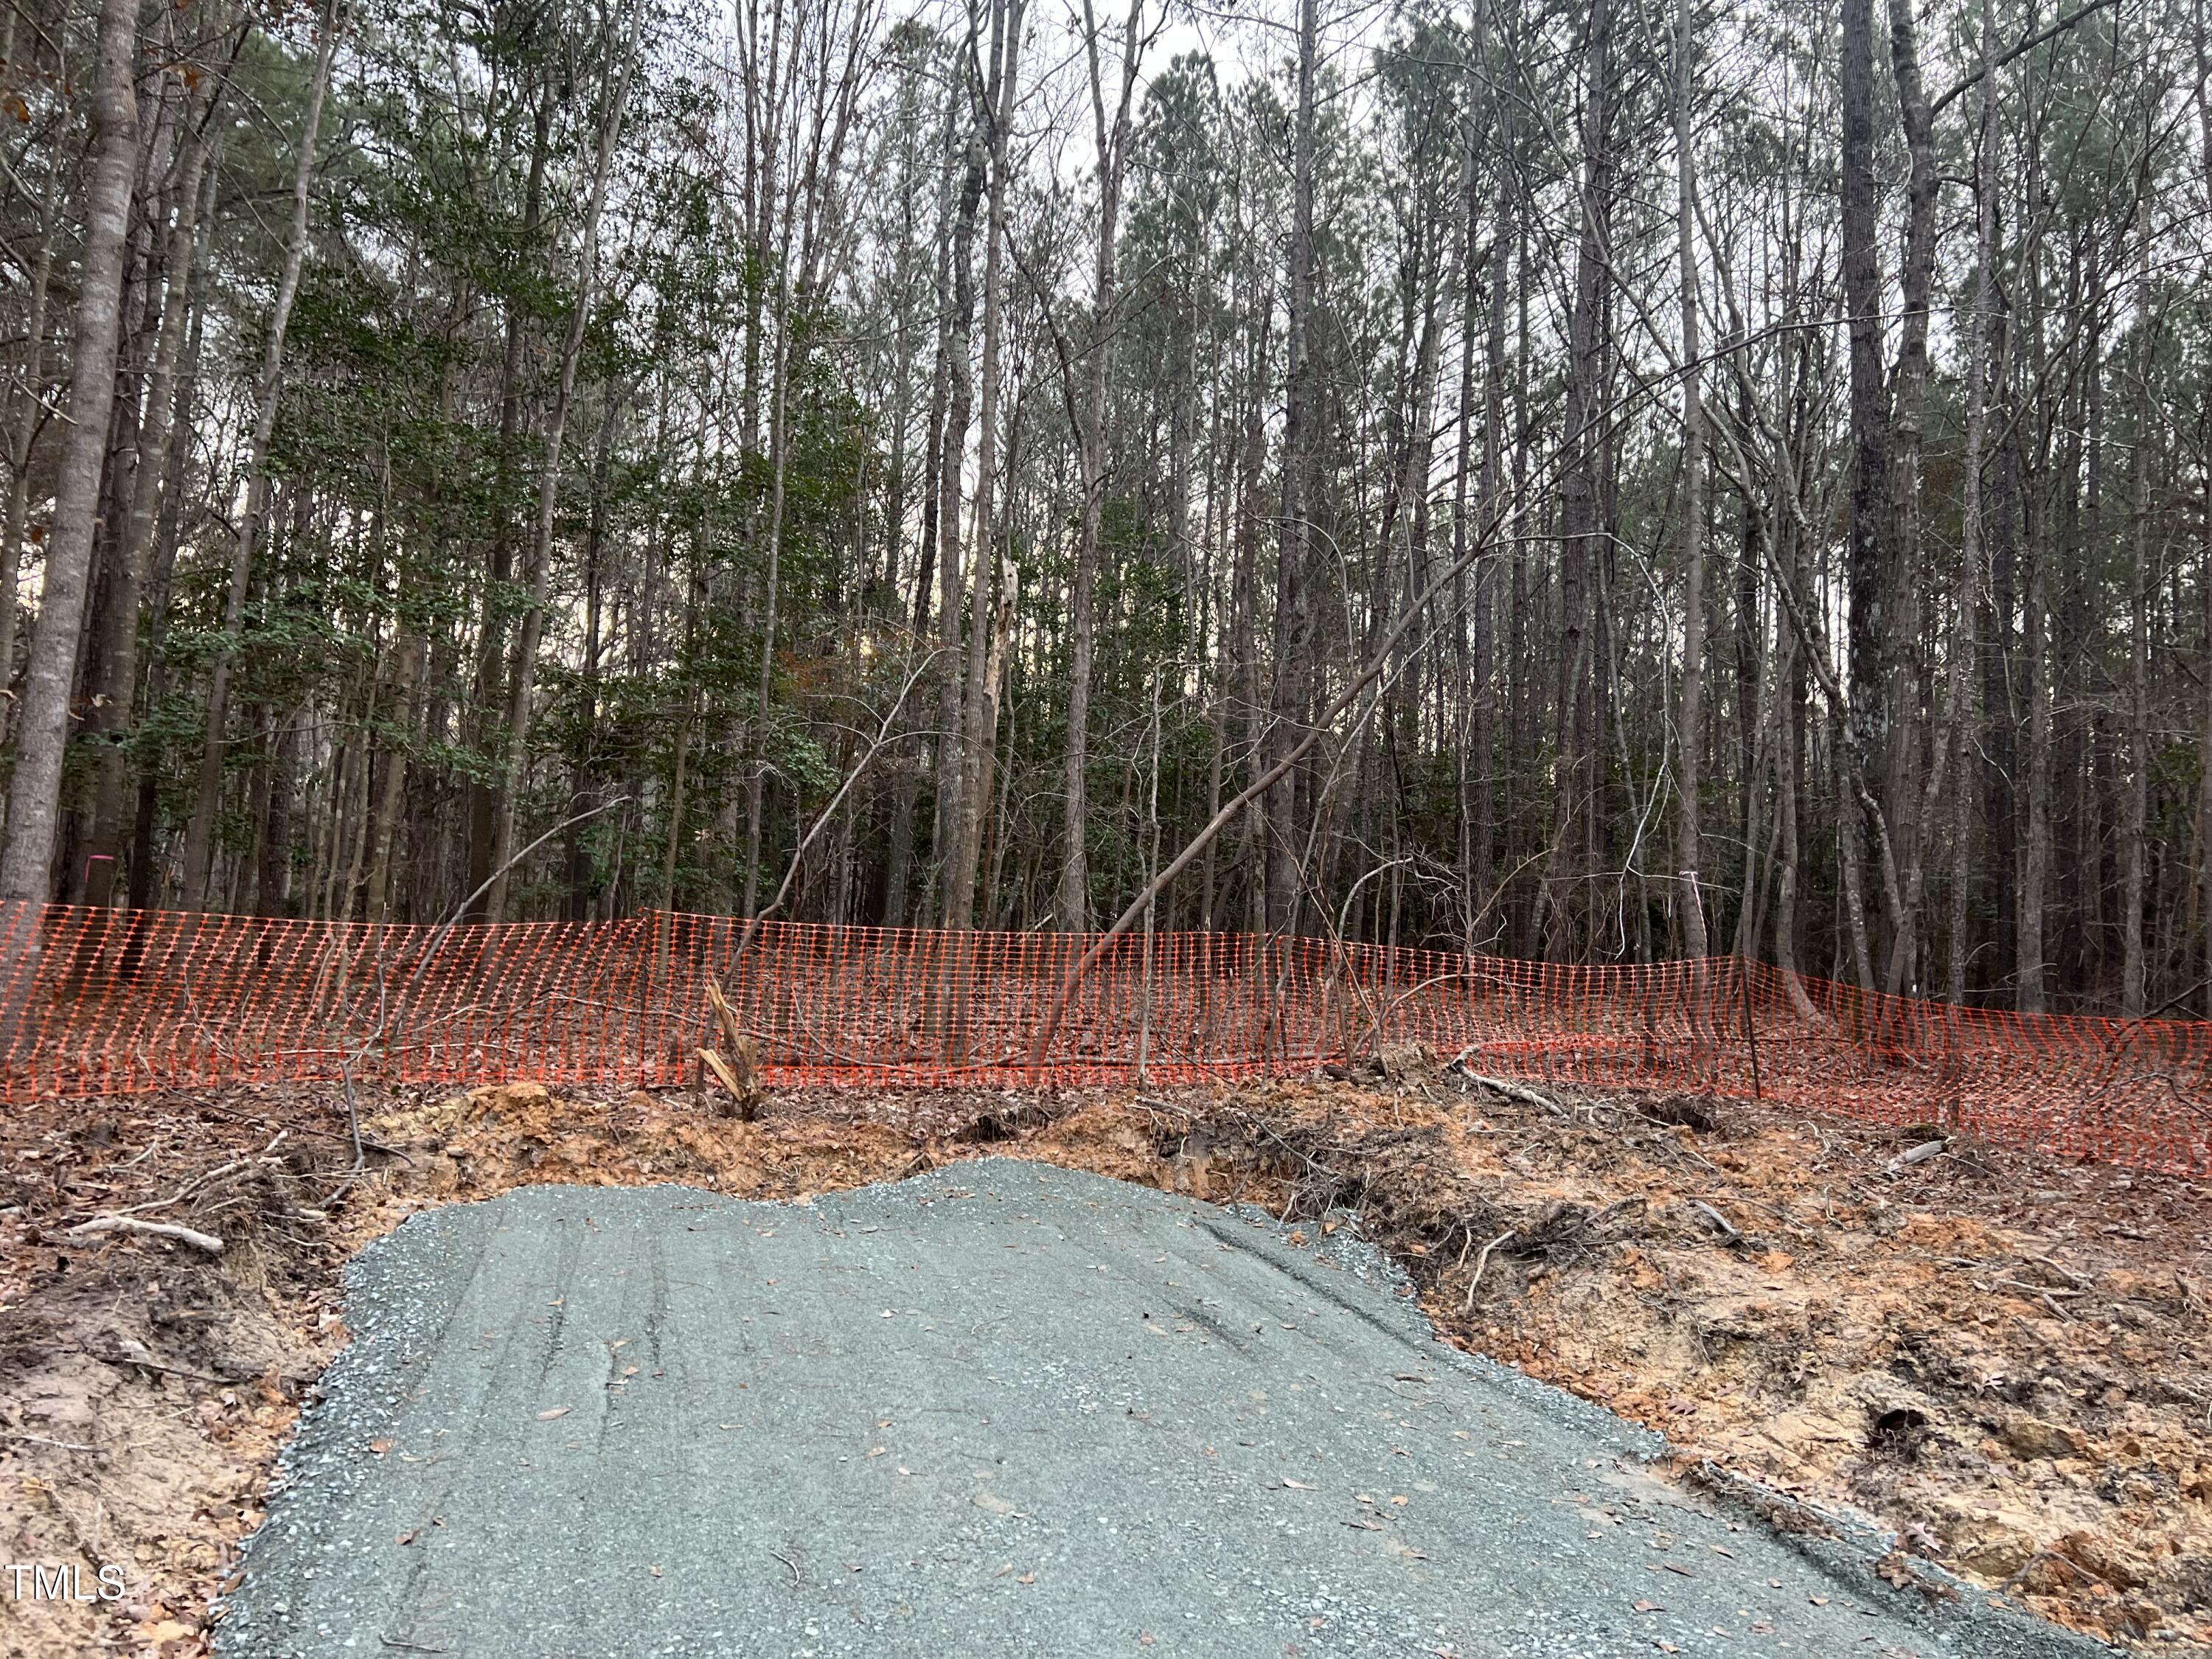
[1577,1194,1649,1237]
[1023,512,1553,1068]
[69,1154,270,1228]
[730,650,940,966]
[398,795,636,1000]
[1884,1137,1948,1175]
[1463,1071,1563,1115]
[1464,1228,1517,1310]
[1989,1279,2082,1299]
[2023,1253,2089,1290]
[65,1215,223,1254]
[1688,1200,1741,1245]
[91,1349,229,1383]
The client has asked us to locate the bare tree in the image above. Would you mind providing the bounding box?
[1056,0,1149,933]
[1673,0,1707,961]
[177,0,338,910]
[483,10,641,924]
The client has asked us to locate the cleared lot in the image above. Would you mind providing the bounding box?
[218,1161,2097,1658]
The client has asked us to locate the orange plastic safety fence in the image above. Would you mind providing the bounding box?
[0,904,2205,1175]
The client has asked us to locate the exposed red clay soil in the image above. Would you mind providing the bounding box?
[1,1066,2205,1655]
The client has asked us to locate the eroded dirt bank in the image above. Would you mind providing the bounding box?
[1,1069,2205,1655]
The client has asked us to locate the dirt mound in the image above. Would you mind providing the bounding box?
[0,1093,352,1657]
[368,1081,928,1202]
[1150,1077,2212,1651]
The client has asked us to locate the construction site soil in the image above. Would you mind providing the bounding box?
[0,1062,2205,1657]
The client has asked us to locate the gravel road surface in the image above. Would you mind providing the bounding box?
[218,1160,2107,1658]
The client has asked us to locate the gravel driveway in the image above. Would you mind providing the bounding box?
[217,1160,2107,1658]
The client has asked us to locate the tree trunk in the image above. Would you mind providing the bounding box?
[464,91,553,921]
[86,112,217,891]
[364,627,425,923]
[1266,0,1320,936]
[256,707,301,915]
[0,225,55,751]
[889,114,964,927]
[742,289,798,919]
[928,78,987,923]
[2019,491,2053,1013]
[941,0,1026,934]
[1506,215,1533,956]
[1540,0,1612,961]
[1448,128,1489,948]
[1057,0,1144,934]
[1234,287,1269,938]
[1880,0,1938,974]
[1839,0,1889,947]
[127,270,209,913]
[1983,316,2019,991]
[1950,0,1998,1010]
[0,0,139,903]
[482,24,639,924]
[2199,0,2212,1017]
[178,0,337,909]
[2121,219,2154,1018]
[663,698,693,914]
[1470,133,1512,950]
[1674,0,1708,960]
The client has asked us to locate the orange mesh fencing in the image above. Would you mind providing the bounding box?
[0,902,2205,1175]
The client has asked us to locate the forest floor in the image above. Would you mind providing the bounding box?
[0,1063,2206,1658]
